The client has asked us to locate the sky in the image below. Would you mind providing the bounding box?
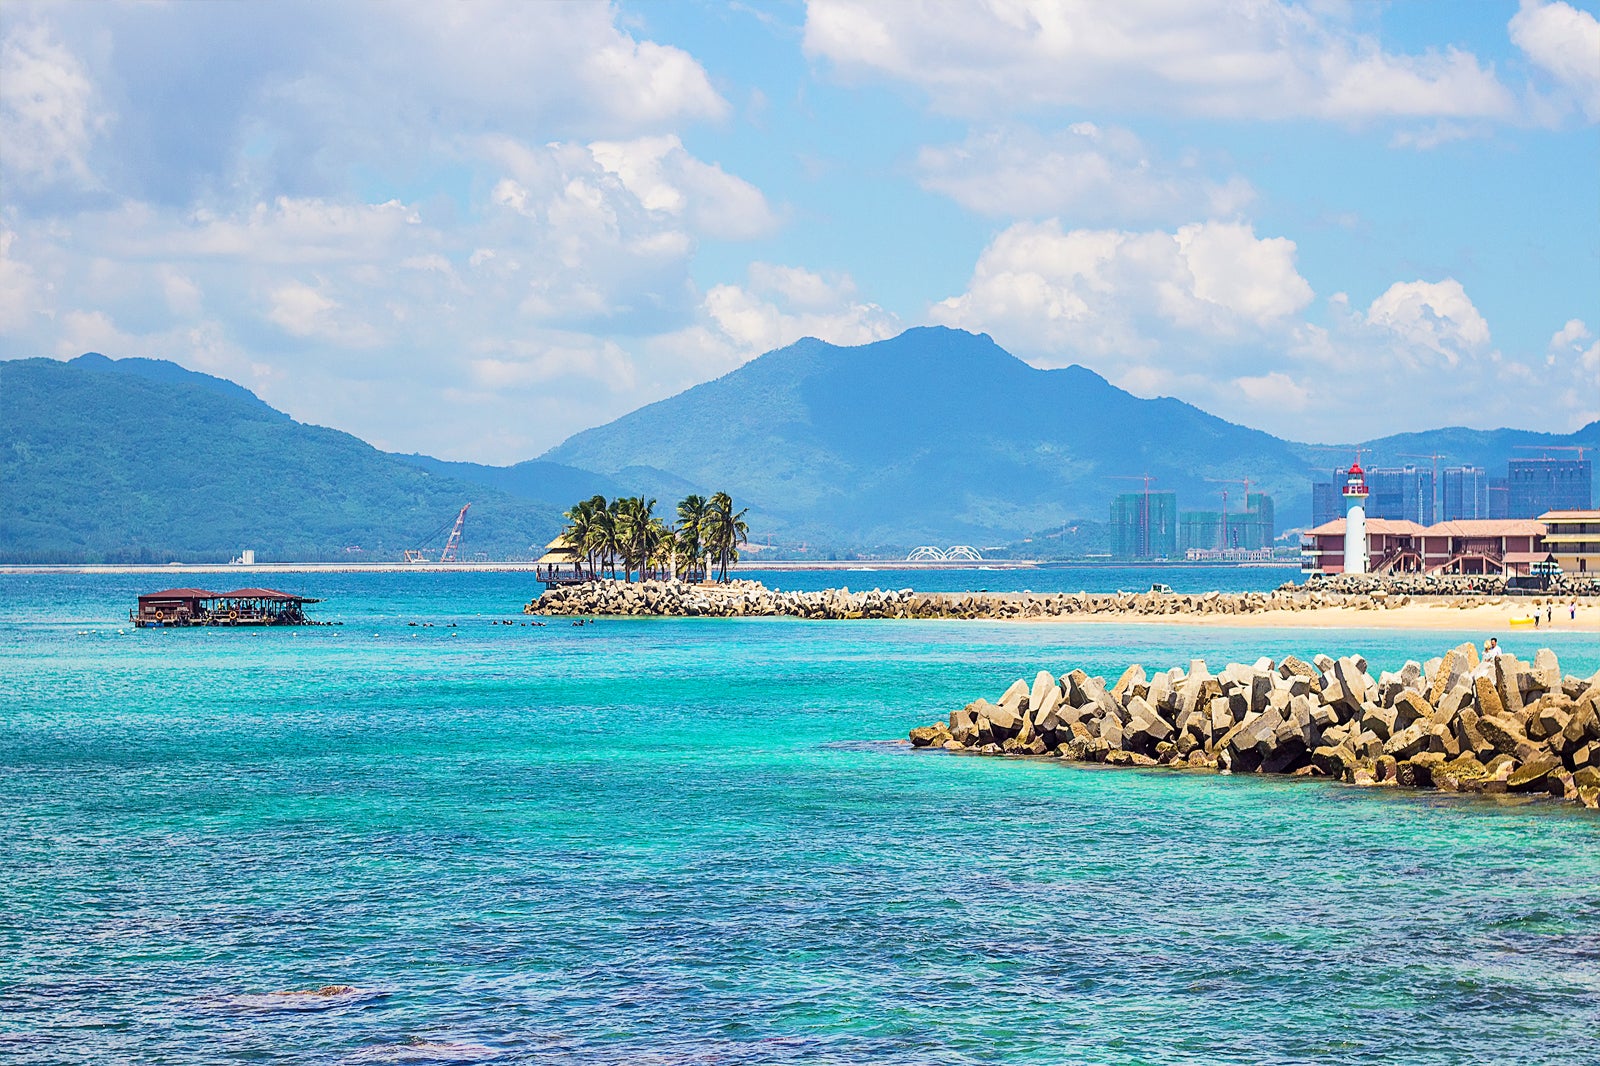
[1,0,1596,464]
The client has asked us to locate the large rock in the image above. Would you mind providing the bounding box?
[1473,675,1505,719]
[1393,690,1431,729]
[998,678,1030,712]
[1533,649,1561,690]
[1030,671,1058,715]
[1311,743,1360,778]
[1477,714,1529,756]
[1111,664,1147,703]
[1506,754,1563,792]
[1033,684,1066,730]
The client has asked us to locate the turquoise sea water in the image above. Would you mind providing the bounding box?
[3,571,1598,1064]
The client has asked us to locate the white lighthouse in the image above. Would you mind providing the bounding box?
[1342,460,1370,574]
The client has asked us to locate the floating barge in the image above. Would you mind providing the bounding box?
[131,587,322,627]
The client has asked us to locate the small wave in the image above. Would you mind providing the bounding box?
[214,985,387,1012]
[349,1037,501,1063]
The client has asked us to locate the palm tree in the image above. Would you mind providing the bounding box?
[613,496,658,582]
[592,497,620,579]
[562,495,606,581]
[645,516,673,579]
[703,491,749,582]
[675,494,707,582]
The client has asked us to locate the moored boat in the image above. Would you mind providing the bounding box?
[131,587,322,627]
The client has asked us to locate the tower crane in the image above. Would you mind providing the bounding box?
[1205,477,1254,550]
[1513,444,1589,460]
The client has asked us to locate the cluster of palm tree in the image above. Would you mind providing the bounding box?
[561,492,748,583]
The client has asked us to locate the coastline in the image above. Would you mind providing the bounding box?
[1018,601,1600,632]
[528,579,1600,633]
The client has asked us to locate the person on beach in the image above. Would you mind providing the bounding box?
[1547,604,1553,625]
[1573,602,1579,621]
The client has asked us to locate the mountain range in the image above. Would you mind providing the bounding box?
[0,355,566,563]
[2,328,1595,562]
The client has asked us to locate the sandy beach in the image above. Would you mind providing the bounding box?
[1022,598,1600,632]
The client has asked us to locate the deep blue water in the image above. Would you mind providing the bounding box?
[2,571,1597,1064]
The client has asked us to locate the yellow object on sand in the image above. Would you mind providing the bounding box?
[1508,616,1537,627]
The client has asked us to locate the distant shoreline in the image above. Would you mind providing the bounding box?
[0,559,1301,576]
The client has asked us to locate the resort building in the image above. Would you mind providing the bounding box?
[1537,510,1600,574]
[1301,518,1551,576]
[1300,519,1425,575]
[1416,520,1547,575]
[533,534,590,587]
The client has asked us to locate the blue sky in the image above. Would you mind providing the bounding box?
[1,0,1596,463]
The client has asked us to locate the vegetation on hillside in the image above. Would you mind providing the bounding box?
[0,357,564,562]
[560,492,748,582]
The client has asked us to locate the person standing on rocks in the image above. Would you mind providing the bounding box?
[1483,638,1502,661]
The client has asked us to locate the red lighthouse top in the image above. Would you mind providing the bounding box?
[1343,460,1369,498]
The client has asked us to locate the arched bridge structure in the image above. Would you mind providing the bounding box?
[906,546,983,562]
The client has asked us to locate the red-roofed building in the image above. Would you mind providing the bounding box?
[1300,519,1426,575]
[1301,519,1550,576]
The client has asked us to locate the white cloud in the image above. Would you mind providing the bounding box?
[701,264,901,358]
[588,135,780,240]
[0,22,107,188]
[1363,278,1491,367]
[804,0,1515,122]
[266,280,382,348]
[1510,0,1600,121]
[930,219,1313,368]
[0,230,47,333]
[1234,371,1311,410]
[925,223,1593,440]
[1548,318,1600,404]
[1550,317,1593,352]
[916,124,1254,223]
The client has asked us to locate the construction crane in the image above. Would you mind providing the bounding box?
[1108,474,1158,557]
[1205,477,1253,550]
[1513,444,1589,461]
[403,503,472,564]
[1398,452,1448,522]
[439,503,471,563]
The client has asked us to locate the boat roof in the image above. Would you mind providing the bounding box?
[137,587,319,603]
[215,588,320,602]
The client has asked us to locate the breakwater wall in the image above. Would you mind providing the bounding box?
[908,646,1600,809]
[1304,573,1600,597]
[527,579,1415,619]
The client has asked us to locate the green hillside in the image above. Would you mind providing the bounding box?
[542,327,1599,543]
[543,327,1319,543]
[0,356,565,563]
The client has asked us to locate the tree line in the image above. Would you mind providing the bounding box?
[561,492,749,582]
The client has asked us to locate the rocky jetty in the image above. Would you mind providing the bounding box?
[909,646,1600,809]
[528,579,1424,620]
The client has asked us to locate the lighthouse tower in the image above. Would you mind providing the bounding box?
[1342,460,1370,574]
